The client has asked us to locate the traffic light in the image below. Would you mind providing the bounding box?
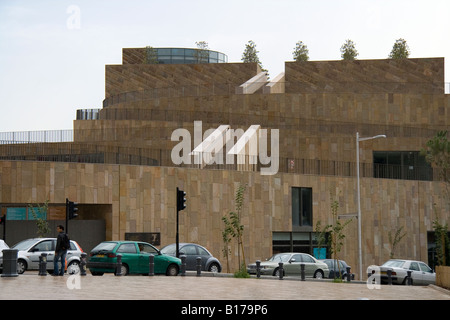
[177,187,186,211]
[0,215,4,224]
[66,198,79,219]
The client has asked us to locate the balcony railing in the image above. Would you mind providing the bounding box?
[0,142,442,181]
[0,130,73,144]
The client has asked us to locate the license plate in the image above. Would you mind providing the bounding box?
[96,254,105,258]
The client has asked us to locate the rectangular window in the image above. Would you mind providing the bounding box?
[373,151,432,181]
[292,187,312,228]
[272,232,328,258]
[157,48,171,55]
[171,48,185,56]
[209,51,218,59]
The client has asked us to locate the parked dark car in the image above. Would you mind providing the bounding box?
[321,259,354,280]
[160,243,222,273]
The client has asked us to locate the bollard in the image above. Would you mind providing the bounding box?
[346,266,351,282]
[300,263,305,281]
[196,257,202,276]
[387,269,392,285]
[39,253,48,276]
[256,260,261,278]
[148,254,154,276]
[407,270,412,285]
[278,262,283,280]
[115,254,123,276]
[1,249,18,277]
[180,255,186,276]
[80,253,87,276]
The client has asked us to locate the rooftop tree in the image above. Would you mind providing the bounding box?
[241,40,268,75]
[340,39,358,60]
[293,41,309,62]
[194,41,209,64]
[388,38,410,59]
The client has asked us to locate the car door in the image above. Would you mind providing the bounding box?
[300,254,316,277]
[138,243,163,274]
[180,244,198,270]
[116,243,139,273]
[419,262,435,285]
[284,254,302,275]
[28,239,55,270]
[196,246,212,271]
[408,261,423,285]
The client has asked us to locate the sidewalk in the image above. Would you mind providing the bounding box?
[1,271,449,300]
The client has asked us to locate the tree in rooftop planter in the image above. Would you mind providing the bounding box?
[340,39,359,61]
[388,38,410,59]
[241,40,268,75]
[293,41,309,62]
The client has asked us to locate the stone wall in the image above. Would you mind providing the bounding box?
[285,58,445,94]
[1,160,447,277]
[105,62,259,98]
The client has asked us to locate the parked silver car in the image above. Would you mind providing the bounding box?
[247,252,329,278]
[0,238,83,274]
[367,259,435,285]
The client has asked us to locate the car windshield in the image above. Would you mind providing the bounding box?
[268,253,292,263]
[12,239,39,251]
[382,260,405,268]
[160,244,176,255]
[91,242,117,253]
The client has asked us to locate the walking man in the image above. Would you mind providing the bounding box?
[53,225,69,276]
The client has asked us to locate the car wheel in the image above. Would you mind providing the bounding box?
[120,264,129,276]
[166,264,179,276]
[114,264,128,276]
[208,263,220,273]
[67,261,80,274]
[314,270,324,279]
[402,277,413,285]
[273,267,284,277]
[17,259,27,274]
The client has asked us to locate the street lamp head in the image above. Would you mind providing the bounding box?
[357,133,387,142]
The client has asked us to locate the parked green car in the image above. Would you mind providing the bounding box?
[87,241,181,276]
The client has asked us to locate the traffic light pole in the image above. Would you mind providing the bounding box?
[65,198,69,234]
[176,187,186,258]
[176,205,180,258]
[0,204,5,242]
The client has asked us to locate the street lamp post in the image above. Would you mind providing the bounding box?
[356,132,386,280]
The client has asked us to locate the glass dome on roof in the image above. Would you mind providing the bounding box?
[152,48,228,64]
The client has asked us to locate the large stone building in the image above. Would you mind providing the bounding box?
[0,47,449,278]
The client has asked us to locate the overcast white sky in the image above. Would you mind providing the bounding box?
[1,0,450,132]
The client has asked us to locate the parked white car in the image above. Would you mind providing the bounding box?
[0,238,83,274]
[0,239,9,251]
[367,259,435,285]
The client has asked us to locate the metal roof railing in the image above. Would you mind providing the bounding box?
[0,129,73,145]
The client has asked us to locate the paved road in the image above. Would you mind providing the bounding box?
[1,272,449,300]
